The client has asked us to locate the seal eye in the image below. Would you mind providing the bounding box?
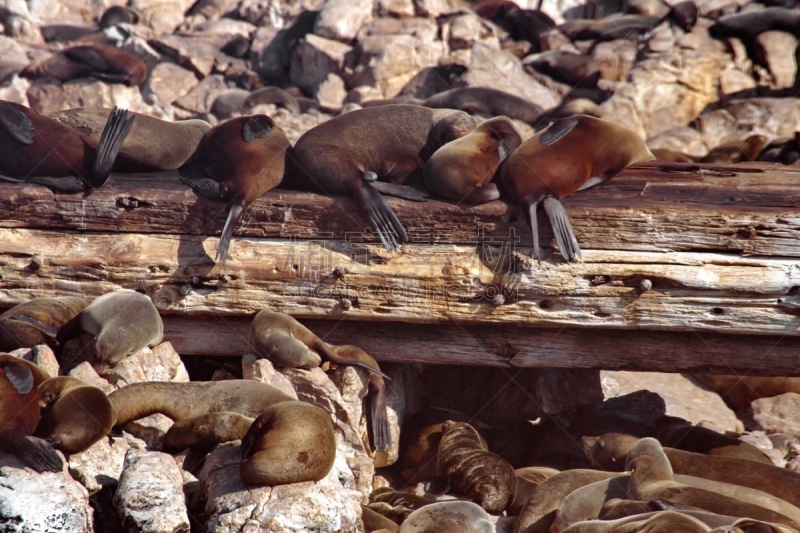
[242,116,273,143]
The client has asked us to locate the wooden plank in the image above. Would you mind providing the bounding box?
[0,164,799,256]
[1,229,799,336]
[160,315,800,376]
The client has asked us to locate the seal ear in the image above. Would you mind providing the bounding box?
[242,116,273,143]
[539,116,579,147]
[0,102,35,145]
[2,362,34,395]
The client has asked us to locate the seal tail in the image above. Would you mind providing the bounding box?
[369,377,392,451]
[91,106,135,188]
[542,197,582,262]
[217,202,244,265]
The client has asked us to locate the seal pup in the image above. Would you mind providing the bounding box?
[625,438,800,528]
[509,466,560,515]
[0,101,135,193]
[239,400,336,485]
[435,420,515,514]
[423,116,522,204]
[500,114,654,261]
[12,289,163,368]
[288,104,476,251]
[179,114,291,264]
[423,87,545,127]
[48,107,211,173]
[400,407,473,483]
[584,433,800,508]
[0,296,87,351]
[36,376,116,454]
[21,44,147,86]
[0,354,62,472]
[398,500,494,533]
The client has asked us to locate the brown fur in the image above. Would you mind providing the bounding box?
[509,466,560,515]
[398,501,494,533]
[400,407,472,482]
[0,296,87,351]
[22,44,147,85]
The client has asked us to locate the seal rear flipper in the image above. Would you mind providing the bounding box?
[354,183,408,251]
[1,361,34,394]
[2,175,88,194]
[369,381,392,451]
[369,181,429,202]
[7,314,62,342]
[217,202,244,265]
[0,433,64,473]
[525,199,542,261]
[0,102,35,144]
[542,197,582,262]
[180,176,225,200]
[539,116,579,147]
[314,340,391,380]
[461,183,500,204]
[91,106,135,188]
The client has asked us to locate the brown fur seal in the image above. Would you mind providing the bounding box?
[709,7,800,41]
[695,373,800,411]
[13,289,163,368]
[288,104,476,251]
[558,15,662,41]
[0,296,87,351]
[361,505,400,532]
[48,107,210,173]
[584,433,800,508]
[423,87,545,127]
[436,420,515,514]
[369,487,435,510]
[239,400,336,486]
[510,466,560,515]
[654,415,772,464]
[423,116,521,204]
[0,100,134,193]
[477,2,555,52]
[563,510,712,533]
[179,114,290,264]
[626,438,800,528]
[244,86,301,114]
[400,407,473,483]
[162,411,254,452]
[522,51,601,88]
[21,44,147,86]
[327,344,391,452]
[500,114,654,261]
[398,500,493,533]
[0,354,62,472]
[650,147,696,162]
[36,376,116,454]
[98,5,140,28]
[701,135,768,164]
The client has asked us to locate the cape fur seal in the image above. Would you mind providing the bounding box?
[709,7,800,41]
[400,407,472,482]
[21,44,147,86]
[288,104,476,251]
[558,14,662,41]
[694,373,800,410]
[179,114,291,264]
[701,134,768,164]
[423,116,522,204]
[239,400,336,485]
[422,87,545,127]
[37,376,116,454]
[509,466,560,515]
[476,2,555,52]
[522,51,601,88]
[500,114,654,261]
[48,107,211,172]
[0,101,134,193]
[435,420,515,514]
[0,296,87,351]
[398,500,494,533]
[0,354,62,472]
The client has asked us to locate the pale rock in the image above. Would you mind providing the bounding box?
[114,449,190,533]
[537,28,576,52]
[592,38,637,81]
[196,442,362,532]
[69,362,114,393]
[101,341,189,388]
[316,72,348,109]
[352,32,444,98]
[693,98,800,151]
[185,0,241,21]
[602,371,743,433]
[724,37,752,73]
[600,47,726,138]
[0,0,43,43]
[26,78,159,115]
[357,16,438,42]
[70,432,148,495]
[339,102,363,114]
[238,0,324,26]
[719,66,757,96]
[739,430,786,467]
[754,31,798,89]
[146,62,198,106]
[175,73,229,115]
[646,125,708,158]
[315,0,373,43]
[347,84,385,103]
[441,11,499,52]
[281,367,375,496]
[290,33,353,97]
[0,75,30,106]
[648,23,675,53]
[25,344,60,378]
[265,105,332,145]
[190,18,257,37]
[249,25,282,78]
[150,35,221,78]
[460,43,559,109]
[0,459,92,532]
[414,0,451,17]
[0,35,27,65]
[242,354,299,399]
[121,414,174,450]
[377,0,415,17]
[130,0,195,34]
[752,392,800,438]
[628,0,670,17]
[538,0,592,23]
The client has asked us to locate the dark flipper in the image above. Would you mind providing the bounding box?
[8,314,61,341]
[0,433,64,473]
[353,183,408,251]
[369,181,429,202]
[369,377,392,451]
[64,47,113,70]
[2,361,34,394]
[460,183,500,204]
[543,197,582,261]
[91,106,135,188]
[0,102,35,144]
[314,340,391,380]
[0,175,88,194]
[539,116,579,147]
[242,116,273,143]
[180,176,225,200]
[217,202,244,265]
[526,199,541,261]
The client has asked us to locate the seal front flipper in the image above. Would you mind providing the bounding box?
[539,116,579,147]
[3,361,34,395]
[7,314,62,342]
[0,432,64,473]
[543,197,581,261]
[217,202,244,265]
[0,101,35,144]
[241,115,273,143]
[90,106,135,188]
[368,181,430,202]
[353,183,408,251]
[525,199,542,261]
[179,176,225,199]
[369,379,392,451]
